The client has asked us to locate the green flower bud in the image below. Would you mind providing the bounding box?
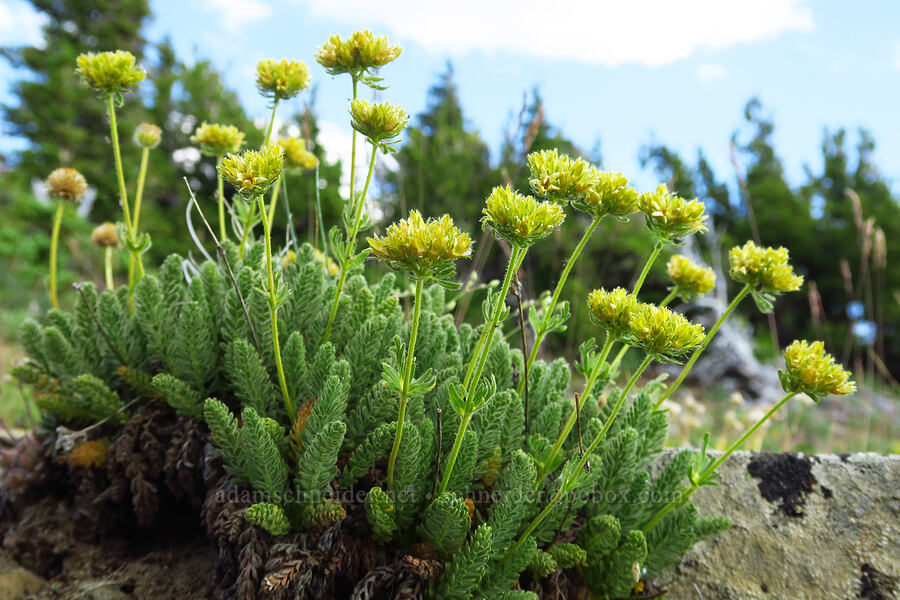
[367,209,472,282]
[278,137,318,169]
[91,222,119,248]
[527,149,600,204]
[315,30,402,78]
[728,241,804,293]
[638,184,708,244]
[46,168,88,204]
[627,303,706,361]
[218,145,284,199]
[780,340,855,399]
[588,287,638,339]
[667,255,715,301]
[134,122,161,149]
[349,99,408,150]
[481,185,566,247]
[256,59,311,101]
[578,171,640,218]
[75,50,145,101]
[191,122,246,157]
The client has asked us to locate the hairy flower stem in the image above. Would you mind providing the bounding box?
[655,283,752,408]
[321,144,378,344]
[633,240,663,296]
[264,98,279,147]
[535,334,617,486]
[257,195,295,419]
[643,390,796,533]
[132,146,149,231]
[266,175,283,229]
[438,245,526,497]
[518,216,601,395]
[216,155,226,240]
[48,201,64,308]
[104,247,114,290]
[509,354,653,558]
[386,278,424,494]
[238,101,281,260]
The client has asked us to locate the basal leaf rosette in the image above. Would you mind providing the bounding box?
[75,50,145,102]
[278,137,318,169]
[481,185,566,247]
[219,145,285,199]
[315,30,402,80]
[367,209,472,287]
[256,59,311,101]
[638,184,708,245]
[729,241,804,313]
[46,168,88,204]
[575,170,640,219]
[779,340,855,401]
[588,287,638,339]
[667,255,715,301]
[527,149,600,204]
[350,100,408,152]
[191,122,246,157]
[626,303,706,363]
[134,122,162,149]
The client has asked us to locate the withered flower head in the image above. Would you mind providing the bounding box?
[91,222,119,248]
[134,122,162,149]
[46,168,88,203]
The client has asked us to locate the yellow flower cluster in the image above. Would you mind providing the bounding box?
[481,185,566,247]
[191,122,245,157]
[75,51,145,99]
[256,59,311,101]
[527,149,600,204]
[667,255,715,300]
[134,122,162,149]
[315,30,402,77]
[780,340,855,398]
[46,168,88,203]
[638,184,708,244]
[278,137,318,169]
[729,241,804,293]
[580,171,640,219]
[627,303,706,360]
[588,287,638,338]
[367,209,472,280]
[218,145,284,199]
[90,222,119,248]
[349,100,408,148]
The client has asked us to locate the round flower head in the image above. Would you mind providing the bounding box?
[481,185,566,247]
[91,222,119,248]
[367,209,472,285]
[527,149,600,204]
[191,122,246,157]
[218,145,285,199]
[75,50,145,101]
[588,287,638,339]
[729,241,804,293]
[46,168,88,203]
[780,340,855,400]
[278,137,318,169]
[315,30,402,79]
[667,255,715,301]
[349,99,408,151]
[638,184,708,244]
[134,122,162,149]
[256,59,311,101]
[577,171,640,219]
[626,303,706,362]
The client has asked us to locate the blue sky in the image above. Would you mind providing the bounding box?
[2,0,899,195]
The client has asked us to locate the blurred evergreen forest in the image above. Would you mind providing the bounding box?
[2,1,898,385]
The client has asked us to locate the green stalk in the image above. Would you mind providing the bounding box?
[132,146,149,232]
[266,175,283,229]
[633,240,663,296]
[264,98,279,147]
[321,144,378,343]
[386,278,424,493]
[643,391,796,533]
[660,288,678,307]
[239,101,281,259]
[48,201,64,308]
[655,283,752,408]
[257,195,295,419]
[518,216,602,394]
[104,246,114,290]
[216,155,226,240]
[314,162,327,256]
[438,245,525,497]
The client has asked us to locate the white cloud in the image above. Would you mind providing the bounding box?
[202,0,272,33]
[304,0,814,67]
[696,62,728,83]
[0,0,48,47]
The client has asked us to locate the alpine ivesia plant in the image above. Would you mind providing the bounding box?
[13,30,856,600]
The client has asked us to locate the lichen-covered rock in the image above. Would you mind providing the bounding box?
[652,450,900,600]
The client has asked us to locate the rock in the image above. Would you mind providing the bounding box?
[651,450,900,600]
[0,555,46,600]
